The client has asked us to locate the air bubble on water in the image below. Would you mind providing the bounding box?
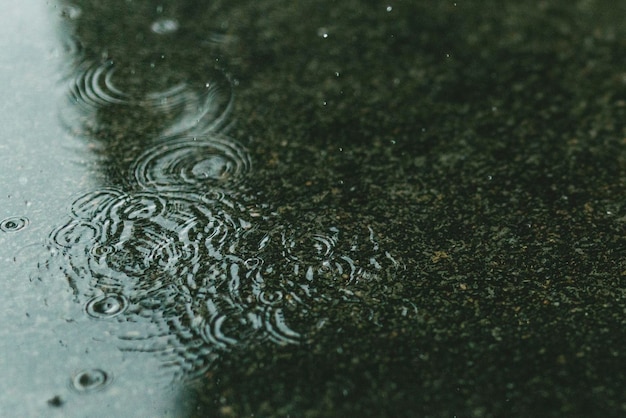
[70,369,111,392]
[89,243,116,257]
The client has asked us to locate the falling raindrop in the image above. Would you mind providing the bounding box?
[150,18,179,35]
[317,27,329,38]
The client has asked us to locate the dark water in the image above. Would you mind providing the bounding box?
[2,0,626,417]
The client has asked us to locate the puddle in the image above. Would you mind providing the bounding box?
[3,0,626,416]
[0,0,400,416]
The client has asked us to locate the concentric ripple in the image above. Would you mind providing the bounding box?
[264,307,301,346]
[70,188,125,220]
[85,293,128,319]
[63,59,233,136]
[69,60,127,107]
[46,187,253,301]
[132,135,251,191]
[0,216,29,232]
[198,303,241,350]
[281,227,339,264]
[278,226,369,287]
[41,183,400,381]
[51,220,100,250]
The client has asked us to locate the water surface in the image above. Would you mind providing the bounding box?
[2,1,626,417]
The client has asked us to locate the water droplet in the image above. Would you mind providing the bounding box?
[317,27,329,38]
[150,18,179,35]
[0,216,29,232]
[70,369,111,392]
[132,135,251,191]
[85,293,128,318]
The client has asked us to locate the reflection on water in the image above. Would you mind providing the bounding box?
[42,0,400,401]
